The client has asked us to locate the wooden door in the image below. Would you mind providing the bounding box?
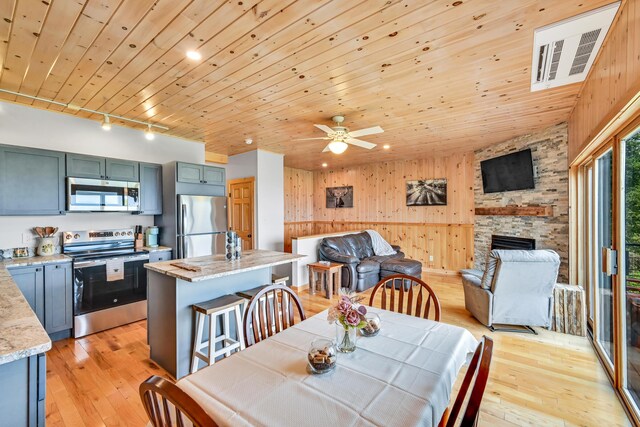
[228,178,254,250]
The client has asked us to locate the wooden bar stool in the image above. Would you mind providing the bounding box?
[236,275,291,300]
[308,262,343,299]
[191,294,246,374]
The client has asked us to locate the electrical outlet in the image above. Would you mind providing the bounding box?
[22,233,34,245]
[429,255,434,262]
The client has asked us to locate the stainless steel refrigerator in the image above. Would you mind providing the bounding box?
[177,195,227,258]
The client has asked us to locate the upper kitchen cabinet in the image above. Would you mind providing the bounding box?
[177,162,225,185]
[176,162,204,184]
[66,153,106,179]
[139,163,163,215]
[0,145,65,215]
[203,166,225,185]
[67,154,139,181]
[106,158,139,181]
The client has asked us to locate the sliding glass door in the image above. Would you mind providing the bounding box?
[595,148,615,368]
[623,123,640,411]
[579,116,640,422]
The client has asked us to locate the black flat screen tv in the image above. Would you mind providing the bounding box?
[481,149,535,193]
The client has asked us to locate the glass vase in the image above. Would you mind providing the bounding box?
[336,322,357,353]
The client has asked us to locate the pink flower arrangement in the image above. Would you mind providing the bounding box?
[328,290,368,329]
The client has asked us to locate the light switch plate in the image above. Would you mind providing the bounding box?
[429,255,434,262]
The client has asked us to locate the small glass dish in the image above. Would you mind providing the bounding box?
[360,313,381,337]
[307,338,337,374]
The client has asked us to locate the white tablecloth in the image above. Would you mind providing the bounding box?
[177,307,478,427]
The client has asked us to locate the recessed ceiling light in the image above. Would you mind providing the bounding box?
[186,50,202,61]
[145,124,155,141]
[322,162,328,168]
[245,138,253,145]
[101,114,111,131]
[383,144,390,149]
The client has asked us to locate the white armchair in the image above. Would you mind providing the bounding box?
[461,249,560,332]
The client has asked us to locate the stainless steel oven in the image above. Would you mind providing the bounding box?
[67,177,140,212]
[63,229,148,338]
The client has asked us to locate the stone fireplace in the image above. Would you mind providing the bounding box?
[473,123,569,282]
[491,235,536,251]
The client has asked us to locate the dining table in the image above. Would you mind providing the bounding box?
[177,307,479,427]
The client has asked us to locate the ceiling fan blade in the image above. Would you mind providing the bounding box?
[314,124,335,134]
[322,144,332,153]
[294,137,331,141]
[346,138,377,149]
[348,126,384,138]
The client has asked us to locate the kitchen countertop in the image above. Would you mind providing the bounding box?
[0,260,53,365]
[144,250,304,282]
[0,253,71,269]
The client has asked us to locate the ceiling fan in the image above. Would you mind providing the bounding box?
[296,115,384,154]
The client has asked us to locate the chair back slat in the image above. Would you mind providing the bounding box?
[406,284,414,316]
[243,284,306,347]
[139,376,217,427]
[369,274,441,322]
[445,336,493,427]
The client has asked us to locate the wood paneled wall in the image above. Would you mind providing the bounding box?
[568,0,640,162]
[284,154,475,272]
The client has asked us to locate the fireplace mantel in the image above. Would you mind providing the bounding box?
[474,206,553,217]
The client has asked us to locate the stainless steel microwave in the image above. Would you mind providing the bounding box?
[67,177,140,212]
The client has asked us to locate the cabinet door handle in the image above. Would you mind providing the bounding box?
[35,268,42,272]
[55,265,60,269]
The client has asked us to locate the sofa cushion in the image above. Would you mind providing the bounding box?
[380,258,422,276]
[356,260,380,274]
[320,232,375,260]
[365,253,404,264]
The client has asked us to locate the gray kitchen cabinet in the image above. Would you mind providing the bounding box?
[0,353,46,426]
[66,153,106,179]
[203,165,225,185]
[0,145,65,215]
[106,158,139,181]
[177,162,225,185]
[149,250,172,263]
[68,154,139,181]
[177,162,204,184]
[44,263,73,334]
[10,266,45,326]
[139,163,163,215]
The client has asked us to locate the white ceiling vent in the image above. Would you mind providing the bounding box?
[531,2,619,92]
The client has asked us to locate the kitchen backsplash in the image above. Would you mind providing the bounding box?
[0,213,154,256]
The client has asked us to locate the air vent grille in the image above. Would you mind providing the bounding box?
[548,40,564,80]
[569,29,601,75]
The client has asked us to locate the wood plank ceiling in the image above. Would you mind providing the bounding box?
[0,0,616,170]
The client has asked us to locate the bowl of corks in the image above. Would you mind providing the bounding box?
[360,313,381,337]
[307,339,337,374]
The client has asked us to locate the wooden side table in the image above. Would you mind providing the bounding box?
[308,262,343,299]
[551,283,586,336]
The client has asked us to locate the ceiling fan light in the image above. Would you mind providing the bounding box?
[328,140,348,154]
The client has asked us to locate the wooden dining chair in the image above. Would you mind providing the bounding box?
[439,336,494,427]
[368,274,442,321]
[139,375,218,427]
[243,283,306,347]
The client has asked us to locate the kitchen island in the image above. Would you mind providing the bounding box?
[145,249,304,379]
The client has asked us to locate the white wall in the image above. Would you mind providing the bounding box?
[256,150,284,252]
[225,150,284,256]
[0,101,205,251]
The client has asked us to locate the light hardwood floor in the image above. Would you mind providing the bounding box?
[45,274,631,426]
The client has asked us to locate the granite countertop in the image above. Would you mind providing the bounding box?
[1,253,71,269]
[145,249,304,283]
[0,263,52,365]
[140,246,172,253]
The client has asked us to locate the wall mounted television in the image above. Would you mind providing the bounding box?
[481,149,535,193]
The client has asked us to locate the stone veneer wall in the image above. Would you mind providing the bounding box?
[474,123,569,282]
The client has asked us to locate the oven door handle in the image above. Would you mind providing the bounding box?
[74,260,107,269]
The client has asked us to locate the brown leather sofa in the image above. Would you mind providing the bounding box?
[318,232,422,292]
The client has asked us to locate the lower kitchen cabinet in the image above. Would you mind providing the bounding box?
[44,263,73,334]
[10,265,45,326]
[9,262,73,339]
[0,353,46,426]
[149,250,172,263]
